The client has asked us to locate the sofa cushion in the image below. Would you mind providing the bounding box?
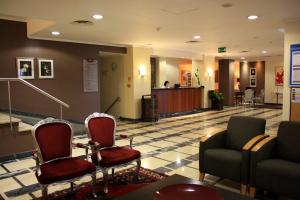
[256,159,300,198]
[92,147,141,168]
[277,121,300,163]
[226,116,266,150]
[36,157,96,184]
[204,148,242,182]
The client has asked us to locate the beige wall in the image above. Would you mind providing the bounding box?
[264,56,284,104]
[201,56,216,108]
[283,20,300,120]
[157,57,180,87]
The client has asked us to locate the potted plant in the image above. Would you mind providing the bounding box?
[208,90,224,110]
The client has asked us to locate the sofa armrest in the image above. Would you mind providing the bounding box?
[199,130,226,172]
[249,136,277,186]
[240,134,268,184]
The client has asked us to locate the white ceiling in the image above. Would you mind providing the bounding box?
[1,0,300,60]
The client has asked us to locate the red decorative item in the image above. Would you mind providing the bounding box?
[154,184,224,200]
[275,67,284,86]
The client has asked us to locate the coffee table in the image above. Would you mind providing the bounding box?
[113,174,255,200]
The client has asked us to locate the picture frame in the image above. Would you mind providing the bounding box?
[250,77,256,87]
[17,57,34,79]
[250,67,256,76]
[38,59,54,79]
[275,66,284,86]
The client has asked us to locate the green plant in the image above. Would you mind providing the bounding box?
[208,91,224,101]
[194,68,201,86]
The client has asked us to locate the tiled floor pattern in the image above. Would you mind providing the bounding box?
[0,106,282,199]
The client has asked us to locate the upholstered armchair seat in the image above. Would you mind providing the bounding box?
[204,148,242,181]
[199,116,266,194]
[250,121,300,198]
[91,147,141,168]
[36,157,96,184]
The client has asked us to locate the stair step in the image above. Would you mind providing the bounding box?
[18,122,33,134]
[0,113,21,127]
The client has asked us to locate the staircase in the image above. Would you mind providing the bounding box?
[0,112,34,158]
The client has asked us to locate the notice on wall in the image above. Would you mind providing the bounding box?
[290,44,300,86]
[83,59,98,92]
[291,88,300,103]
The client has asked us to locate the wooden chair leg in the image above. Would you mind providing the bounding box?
[241,184,247,195]
[91,171,97,198]
[249,187,256,198]
[70,182,74,192]
[199,172,205,181]
[134,159,141,182]
[103,169,109,193]
[41,184,48,199]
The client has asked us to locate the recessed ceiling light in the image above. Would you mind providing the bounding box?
[262,50,267,54]
[92,14,103,20]
[277,28,285,33]
[248,15,258,20]
[241,57,245,60]
[193,35,201,39]
[51,31,60,36]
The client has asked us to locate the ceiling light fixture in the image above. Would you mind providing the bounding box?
[193,35,201,39]
[262,50,267,54]
[241,57,245,60]
[92,14,103,20]
[248,15,258,20]
[51,31,60,36]
[277,28,285,33]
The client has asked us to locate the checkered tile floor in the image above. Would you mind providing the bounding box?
[0,106,282,199]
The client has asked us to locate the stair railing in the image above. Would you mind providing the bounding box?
[0,78,70,131]
[105,97,120,113]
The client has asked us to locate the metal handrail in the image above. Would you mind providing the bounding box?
[0,78,70,131]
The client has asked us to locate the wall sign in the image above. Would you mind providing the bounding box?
[83,59,98,92]
[290,44,300,87]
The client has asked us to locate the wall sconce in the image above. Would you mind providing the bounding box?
[207,68,213,77]
[139,65,146,77]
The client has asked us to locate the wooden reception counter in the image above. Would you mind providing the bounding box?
[151,87,204,116]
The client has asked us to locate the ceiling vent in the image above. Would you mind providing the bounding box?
[221,3,233,8]
[185,40,200,43]
[240,50,249,53]
[71,20,94,26]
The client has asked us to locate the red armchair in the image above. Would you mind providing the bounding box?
[32,118,97,199]
[85,112,141,193]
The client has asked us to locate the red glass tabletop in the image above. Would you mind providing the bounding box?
[153,184,224,200]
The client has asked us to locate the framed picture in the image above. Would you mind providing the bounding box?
[17,57,34,79]
[38,59,54,79]
[250,77,256,87]
[275,66,284,86]
[250,67,256,76]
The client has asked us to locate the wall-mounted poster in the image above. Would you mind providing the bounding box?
[17,57,34,79]
[275,66,284,86]
[83,58,98,92]
[250,67,256,76]
[250,77,256,87]
[290,44,300,87]
[38,59,54,79]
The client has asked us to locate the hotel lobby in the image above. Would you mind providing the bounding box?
[0,0,300,199]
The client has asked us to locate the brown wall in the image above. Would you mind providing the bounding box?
[240,61,265,94]
[218,59,235,106]
[0,19,126,121]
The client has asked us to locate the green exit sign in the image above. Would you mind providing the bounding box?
[218,47,226,53]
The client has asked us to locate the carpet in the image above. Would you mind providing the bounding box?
[35,167,168,200]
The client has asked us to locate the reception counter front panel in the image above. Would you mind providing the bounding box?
[152,87,204,116]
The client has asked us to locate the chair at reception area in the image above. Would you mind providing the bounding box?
[32,118,97,199]
[85,112,141,193]
[199,116,266,195]
[249,121,300,199]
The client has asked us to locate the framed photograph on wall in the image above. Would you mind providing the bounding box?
[250,77,256,87]
[17,57,34,79]
[275,66,284,86]
[38,59,54,79]
[250,67,256,76]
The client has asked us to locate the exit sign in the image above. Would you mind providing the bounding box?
[218,47,226,53]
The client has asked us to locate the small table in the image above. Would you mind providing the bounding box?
[113,174,255,200]
[274,92,283,104]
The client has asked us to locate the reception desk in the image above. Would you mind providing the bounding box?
[152,87,204,116]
